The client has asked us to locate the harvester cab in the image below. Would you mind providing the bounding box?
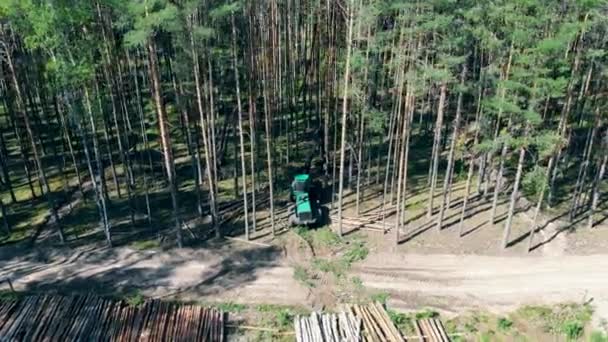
[289,174,322,226]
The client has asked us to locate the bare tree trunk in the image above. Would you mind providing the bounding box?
[487,45,513,204]
[247,69,257,233]
[330,29,339,211]
[207,59,218,190]
[13,116,38,200]
[527,158,554,252]
[355,116,365,215]
[127,49,152,223]
[459,71,485,236]
[394,91,411,244]
[261,47,276,236]
[502,144,526,249]
[438,66,466,230]
[83,88,112,246]
[0,92,17,204]
[569,112,598,221]
[232,13,250,240]
[0,199,9,233]
[427,82,447,219]
[0,134,16,204]
[337,0,354,236]
[56,98,85,200]
[94,79,121,199]
[190,16,220,238]
[380,84,399,230]
[173,70,203,217]
[548,24,586,207]
[147,39,182,247]
[478,153,488,196]
[490,123,511,224]
[355,34,371,216]
[588,154,606,229]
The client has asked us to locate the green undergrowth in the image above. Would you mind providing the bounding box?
[445,302,597,341]
[124,292,145,307]
[311,239,368,277]
[385,307,440,336]
[252,304,310,341]
[294,226,342,249]
[517,303,593,340]
[370,291,390,305]
[293,227,369,288]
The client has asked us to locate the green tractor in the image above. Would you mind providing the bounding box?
[289,174,323,226]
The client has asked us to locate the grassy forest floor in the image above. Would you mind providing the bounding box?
[0,114,607,341]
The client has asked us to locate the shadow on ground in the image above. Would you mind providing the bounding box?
[4,241,284,303]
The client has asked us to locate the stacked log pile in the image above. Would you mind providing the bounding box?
[415,318,450,342]
[294,311,361,342]
[0,295,224,341]
[344,302,405,342]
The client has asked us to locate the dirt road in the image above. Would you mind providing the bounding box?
[0,242,308,306]
[355,252,608,327]
[2,244,607,326]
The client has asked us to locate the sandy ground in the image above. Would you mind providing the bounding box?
[2,242,608,329]
[0,242,307,306]
[355,252,608,328]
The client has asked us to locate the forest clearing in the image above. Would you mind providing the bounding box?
[1,0,608,340]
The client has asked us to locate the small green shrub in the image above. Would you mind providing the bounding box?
[275,309,294,330]
[255,304,304,333]
[125,292,145,307]
[343,242,369,265]
[497,317,514,331]
[370,291,390,304]
[387,309,408,326]
[312,258,347,278]
[561,320,583,341]
[387,309,414,333]
[314,228,342,247]
[522,166,547,200]
[415,309,439,320]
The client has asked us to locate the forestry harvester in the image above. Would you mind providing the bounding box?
[289,174,323,226]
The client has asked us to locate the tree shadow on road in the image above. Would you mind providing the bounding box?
[10,241,284,304]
